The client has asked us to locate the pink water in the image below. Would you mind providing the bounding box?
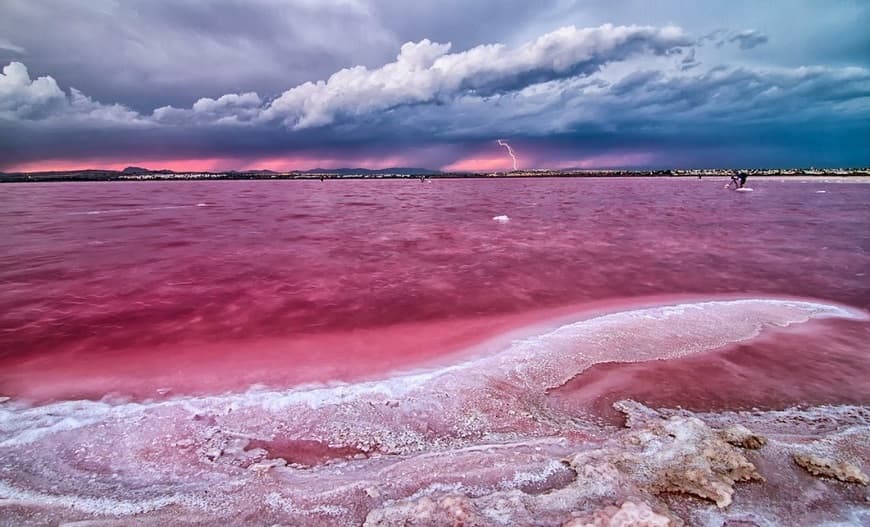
[1,178,867,403]
[0,178,868,526]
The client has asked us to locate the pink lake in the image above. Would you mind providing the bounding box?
[0,178,868,526]
[1,178,867,403]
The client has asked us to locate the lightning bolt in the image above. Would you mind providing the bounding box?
[497,139,518,171]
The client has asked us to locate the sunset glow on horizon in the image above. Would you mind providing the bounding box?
[5,154,432,174]
[7,149,662,174]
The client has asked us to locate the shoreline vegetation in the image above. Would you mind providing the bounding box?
[2,166,870,183]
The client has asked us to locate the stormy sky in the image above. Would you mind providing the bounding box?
[0,0,868,172]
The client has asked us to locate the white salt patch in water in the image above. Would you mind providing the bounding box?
[68,204,208,216]
[492,215,510,222]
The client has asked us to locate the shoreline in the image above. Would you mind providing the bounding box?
[1,296,866,526]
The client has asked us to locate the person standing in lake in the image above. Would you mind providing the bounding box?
[729,173,748,189]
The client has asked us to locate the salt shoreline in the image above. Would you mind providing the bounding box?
[1,297,867,526]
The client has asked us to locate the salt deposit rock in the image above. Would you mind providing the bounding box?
[613,400,662,428]
[172,438,195,449]
[719,425,767,449]
[793,454,869,485]
[362,450,661,526]
[364,486,381,499]
[562,501,673,527]
[593,400,764,508]
[249,458,287,473]
[363,495,487,526]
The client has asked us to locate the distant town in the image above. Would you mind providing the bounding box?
[1,165,869,183]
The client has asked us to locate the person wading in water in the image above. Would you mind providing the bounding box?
[728,172,748,189]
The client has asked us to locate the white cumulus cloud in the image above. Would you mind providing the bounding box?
[260,24,693,129]
[0,61,66,118]
[153,92,263,124]
[0,61,143,124]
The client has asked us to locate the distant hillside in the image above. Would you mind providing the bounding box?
[123,166,176,174]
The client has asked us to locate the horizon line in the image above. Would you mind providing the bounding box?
[4,165,870,176]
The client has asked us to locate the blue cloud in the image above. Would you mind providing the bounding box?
[728,30,769,50]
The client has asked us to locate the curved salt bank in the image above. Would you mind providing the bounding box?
[476,298,865,391]
[253,298,866,413]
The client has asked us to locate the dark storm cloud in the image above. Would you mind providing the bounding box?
[0,23,688,128]
[0,0,399,111]
[1,0,869,169]
[0,0,573,113]
[3,54,868,170]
